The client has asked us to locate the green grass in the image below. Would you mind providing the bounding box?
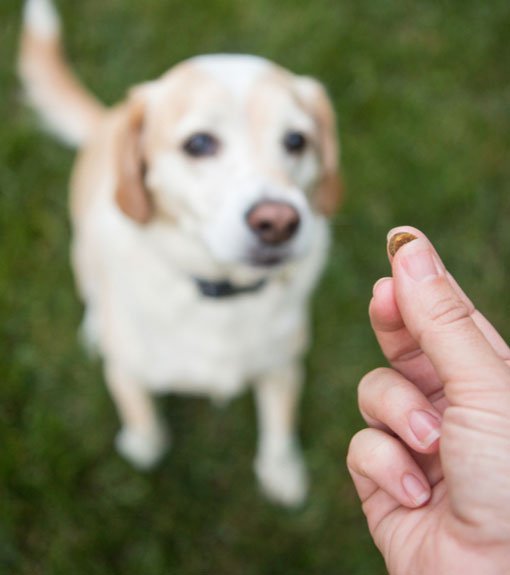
[2,1,510,573]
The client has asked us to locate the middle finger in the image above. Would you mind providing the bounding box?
[358,367,442,454]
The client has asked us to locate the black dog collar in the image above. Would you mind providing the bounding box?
[194,277,267,299]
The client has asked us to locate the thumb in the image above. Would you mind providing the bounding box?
[389,229,510,412]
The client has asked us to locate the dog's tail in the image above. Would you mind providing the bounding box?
[18,0,106,147]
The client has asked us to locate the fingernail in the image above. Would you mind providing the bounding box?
[402,473,430,506]
[400,239,440,282]
[409,410,441,448]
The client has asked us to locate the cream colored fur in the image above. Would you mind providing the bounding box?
[19,0,342,506]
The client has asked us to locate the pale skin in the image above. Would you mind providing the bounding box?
[347,226,510,575]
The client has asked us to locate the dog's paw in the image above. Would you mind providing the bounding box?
[115,426,169,470]
[255,448,309,507]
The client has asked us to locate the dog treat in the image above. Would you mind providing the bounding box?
[388,232,417,256]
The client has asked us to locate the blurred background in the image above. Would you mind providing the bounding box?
[1,1,510,573]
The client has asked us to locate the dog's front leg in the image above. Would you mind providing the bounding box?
[104,363,169,470]
[253,362,308,507]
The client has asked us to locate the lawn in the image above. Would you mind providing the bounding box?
[1,1,510,574]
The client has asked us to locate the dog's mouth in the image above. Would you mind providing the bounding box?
[201,207,310,270]
[246,247,291,268]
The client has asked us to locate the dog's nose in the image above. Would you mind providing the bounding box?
[246,201,301,245]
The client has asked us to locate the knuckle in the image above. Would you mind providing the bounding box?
[347,428,369,450]
[363,436,398,473]
[347,429,395,476]
[357,370,376,407]
[427,295,471,329]
[388,344,423,365]
[358,367,401,409]
[346,429,369,470]
[378,379,402,412]
[358,367,392,396]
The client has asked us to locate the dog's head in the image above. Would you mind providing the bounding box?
[114,55,342,268]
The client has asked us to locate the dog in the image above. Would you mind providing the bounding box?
[19,0,342,506]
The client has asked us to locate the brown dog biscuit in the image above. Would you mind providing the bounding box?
[388,232,417,256]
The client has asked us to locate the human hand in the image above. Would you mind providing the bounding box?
[347,227,510,575]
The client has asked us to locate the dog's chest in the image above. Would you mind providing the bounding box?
[106,259,308,397]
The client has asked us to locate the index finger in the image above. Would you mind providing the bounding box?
[369,276,442,398]
[390,229,510,411]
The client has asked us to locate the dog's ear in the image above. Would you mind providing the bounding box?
[296,77,343,216]
[114,91,153,224]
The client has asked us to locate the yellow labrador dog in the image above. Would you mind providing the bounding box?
[19,0,342,506]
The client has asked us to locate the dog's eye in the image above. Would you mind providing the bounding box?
[283,131,308,154]
[182,133,220,158]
